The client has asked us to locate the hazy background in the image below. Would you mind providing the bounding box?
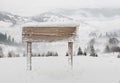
[0,0,120,16]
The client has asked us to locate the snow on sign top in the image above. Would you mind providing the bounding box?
[22,22,80,28]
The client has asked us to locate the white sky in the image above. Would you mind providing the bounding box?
[0,0,120,16]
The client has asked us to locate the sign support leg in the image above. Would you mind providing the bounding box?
[27,41,32,70]
[68,42,73,67]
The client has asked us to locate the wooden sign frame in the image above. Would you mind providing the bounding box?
[22,25,78,70]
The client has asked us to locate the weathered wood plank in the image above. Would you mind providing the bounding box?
[23,27,76,35]
[22,27,76,42]
[23,35,74,42]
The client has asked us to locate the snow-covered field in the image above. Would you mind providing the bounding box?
[0,56,120,83]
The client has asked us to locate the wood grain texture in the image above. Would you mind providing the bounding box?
[22,27,76,42]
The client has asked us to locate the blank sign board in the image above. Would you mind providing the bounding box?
[22,26,77,42]
[22,23,79,70]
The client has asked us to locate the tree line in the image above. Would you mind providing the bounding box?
[0,32,17,45]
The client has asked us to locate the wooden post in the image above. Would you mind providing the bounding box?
[27,41,32,70]
[68,42,73,67]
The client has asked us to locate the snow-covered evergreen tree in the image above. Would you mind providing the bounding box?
[77,47,83,55]
[0,47,4,58]
[90,45,97,57]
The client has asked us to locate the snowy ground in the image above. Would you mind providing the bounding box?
[0,56,120,83]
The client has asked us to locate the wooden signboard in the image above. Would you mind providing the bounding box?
[22,26,76,42]
[22,24,78,70]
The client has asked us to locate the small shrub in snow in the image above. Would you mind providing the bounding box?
[8,51,15,57]
[15,54,20,57]
[117,53,120,58]
[83,52,87,56]
[66,52,68,56]
[38,54,41,57]
[46,51,53,57]
[54,52,58,56]
[41,53,45,57]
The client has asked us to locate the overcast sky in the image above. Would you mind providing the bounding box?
[0,0,120,16]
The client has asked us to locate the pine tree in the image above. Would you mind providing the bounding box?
[90,45,97,57]
[54,52,58,56]
[12,38,14,43]
[105,45,110,53]
[83,52,87,56]
[117,53,120,58]
[66,52,68,56]
[83,48,87,56]
[38,54,41,57]
[0,47,4,58]
[4,33,7,41]
[8,35,11,42]
[77,47,83,55]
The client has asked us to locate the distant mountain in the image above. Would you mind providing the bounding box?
[0,11,26,26]
[0,11,74,26]
[54,8,120,18]
[1,8,120,27]
[30,12,73,22]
